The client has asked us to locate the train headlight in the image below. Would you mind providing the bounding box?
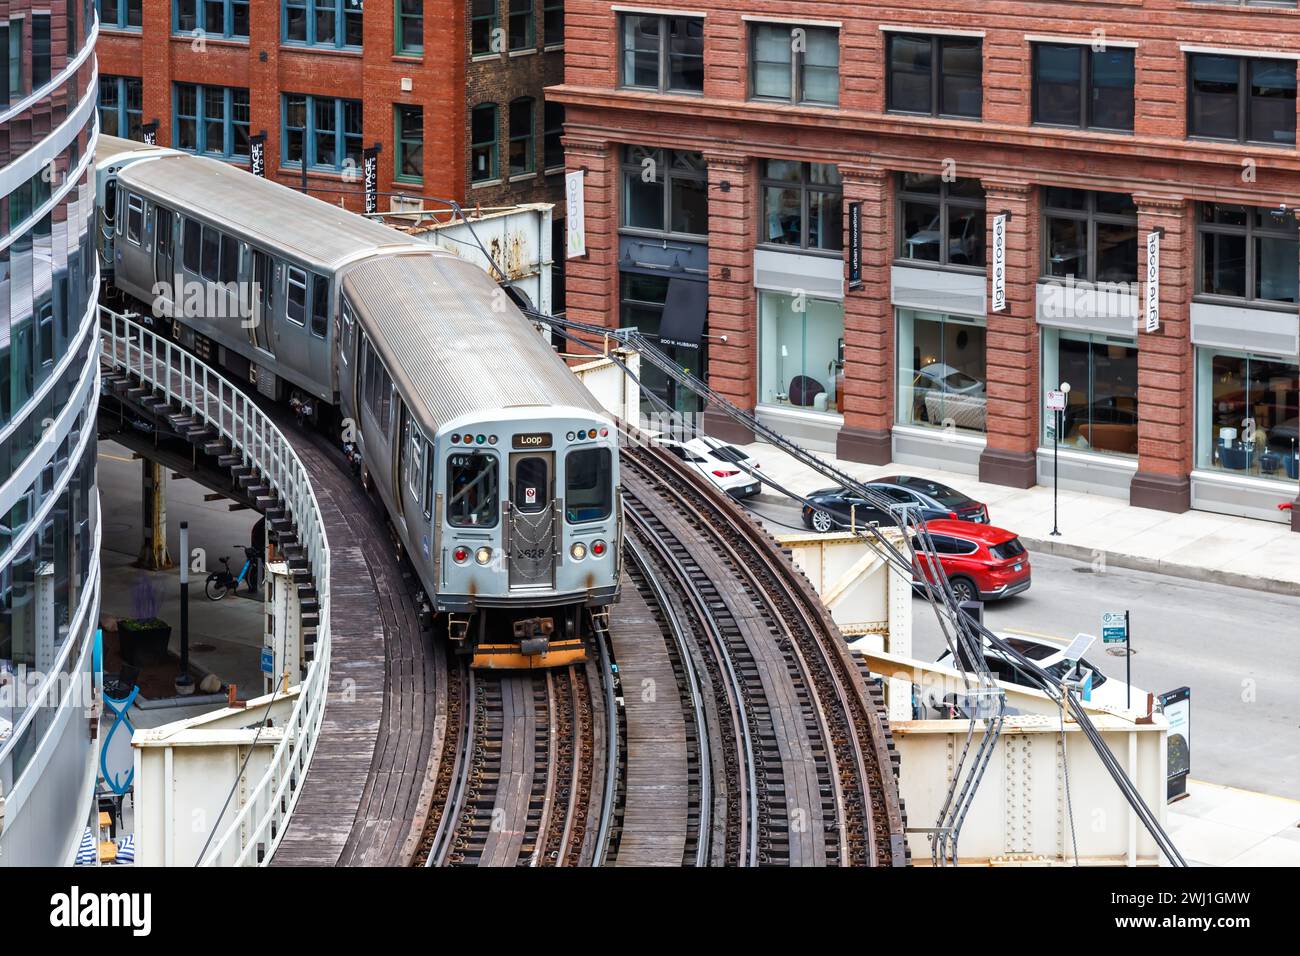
[475,547,492,565]
[591,540,607,557]
[570,542,587,560]
[453,546,470,563]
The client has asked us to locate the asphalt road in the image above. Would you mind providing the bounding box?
[743,495,1300,800]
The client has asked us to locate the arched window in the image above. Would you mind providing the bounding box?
[471,103,499,183]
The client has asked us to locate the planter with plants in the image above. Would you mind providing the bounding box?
[118,577,172,667]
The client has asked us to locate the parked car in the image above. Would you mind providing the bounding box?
[935,633,1147,712]
[684,438,760,474]
[910,519,1030,603]
[654,438,761,498]
[801,475,989,532]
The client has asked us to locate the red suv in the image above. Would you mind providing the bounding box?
[910,519,1031,604]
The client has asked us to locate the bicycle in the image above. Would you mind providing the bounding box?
[205,546,261,601]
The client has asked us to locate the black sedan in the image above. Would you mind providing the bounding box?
[800,475,989,533]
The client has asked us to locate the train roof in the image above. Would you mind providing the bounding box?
[341,253,607,429]
[95,134,164,162]
[114,152,419,269]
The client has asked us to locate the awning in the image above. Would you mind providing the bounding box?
[657,277,708,351]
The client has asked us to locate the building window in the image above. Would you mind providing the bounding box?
[620,146,708,237]
[1189,53,1296,146]
[1042,188,1138,284]
[31,14,50,89]
[1033,43,1135,132]
[897,173,986,269]
[508,0,533,50]
[543,101,564,172]
[750,22,838,106]
[175,84,251,159]
[759,291,844,412]
[619,273,707,415]
[897,309,988,434]
[1198,203,1299,305]
[471,0,497,56]
[760,160,842,252]
[396,0,422,54]
[886,33,982,119]
[471,103,499,182]
[508,98,534,176]
[1196,349,1298,479]
[99,0,142,29]
[619,14,703,93]
[543,0,562,47]
[98,75,144,140]
[283,0,363,49]
[174,0,249,39]
[282,94,362,171]
[394,104,423,182]
[1041,329,1138,455]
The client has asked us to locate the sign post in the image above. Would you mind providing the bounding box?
[1102,610,1131,709]
[1046,385,1069,536]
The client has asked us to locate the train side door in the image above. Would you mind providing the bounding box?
[507,451,556,589]
[248,248,275,357]
[154,206,175,308]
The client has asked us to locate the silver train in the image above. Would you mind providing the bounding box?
[95,136,620,668]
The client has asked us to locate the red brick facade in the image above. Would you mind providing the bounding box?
[97,0,562,211]
[551,1,1300,527]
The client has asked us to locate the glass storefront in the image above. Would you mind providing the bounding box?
[1041,328,1139,455]
[758,291,844,412]
[619,272,707,416]
[896,308,987,433]
[1196,348,1299,479]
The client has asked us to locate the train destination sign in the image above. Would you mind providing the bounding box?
[512,432,553,449]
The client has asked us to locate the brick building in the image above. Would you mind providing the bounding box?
[551,1,1300,530]
[95,0,569,265]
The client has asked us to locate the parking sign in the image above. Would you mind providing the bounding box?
[1102,611,1128,644]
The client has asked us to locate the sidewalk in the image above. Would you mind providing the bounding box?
[737,440,1300,596]
[1168,779,1300,866]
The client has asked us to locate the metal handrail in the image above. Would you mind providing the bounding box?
[98,307,331,866]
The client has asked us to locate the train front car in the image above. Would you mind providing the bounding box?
[435,408,620,668]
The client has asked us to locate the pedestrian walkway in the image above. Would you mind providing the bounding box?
[737,440,1300,596]
[1168,779,1300,866]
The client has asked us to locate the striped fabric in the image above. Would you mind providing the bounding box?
[115,833,136,864]
[74,827,97,865]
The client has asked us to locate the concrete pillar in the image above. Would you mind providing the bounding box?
[560,135,619,333]
[702,151,757,444]
[137,460,174,571]
[978,181,1041,488]
[837,165,893,464]
[1130,196,1193,514]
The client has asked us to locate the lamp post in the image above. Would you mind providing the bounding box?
[1051,381,1071,537]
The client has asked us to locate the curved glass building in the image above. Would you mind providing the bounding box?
[0,0,100,865]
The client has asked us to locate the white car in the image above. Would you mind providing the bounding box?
[654,438,762,499]
[935,632,1147,712]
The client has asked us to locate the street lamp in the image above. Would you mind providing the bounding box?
[1051,382,1071,537]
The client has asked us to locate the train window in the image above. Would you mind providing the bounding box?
[310,273,329,338]
[447,453,499,527]
[104,180,117,225]
[514,456,549,514]
[423,443,434,518]
[126,194,144,244]
[565,447,612,522]
[219,234,240,284]
[200,225,220,282]
[339,298,355,365]
[286,266,307,325]
[182,218,201,273]
[408,425,424,499]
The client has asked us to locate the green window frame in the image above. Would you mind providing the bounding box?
[395,104,424,183]
[395,0,422,55]
[471,0,497,57]
[470,102,499,183]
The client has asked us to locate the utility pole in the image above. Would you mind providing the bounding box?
[1049,382,1070,537]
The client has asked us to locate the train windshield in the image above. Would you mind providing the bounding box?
[446,453,499,527]
[565,447,612,522]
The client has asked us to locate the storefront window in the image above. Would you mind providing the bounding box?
[620,272,706,416]
[1196,349,1299,479]
[1041,329,1138,455]
[759,160,841,251]
[896,308,987,433]
[759,291,844,412]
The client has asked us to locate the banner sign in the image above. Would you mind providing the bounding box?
[249,133,267,177]
[1145,230,1160,333]
[848,202,862,288]
[991,213,1007,312]
[142,121,158,146]
[1160,686,1191,802]
[566,169,586,259]
[363,146,380,215]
